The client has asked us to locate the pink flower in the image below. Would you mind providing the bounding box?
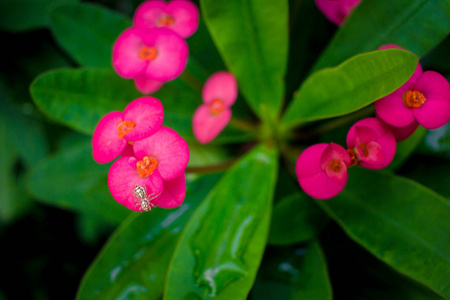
[108,126,189,211]
[192,71,238,144]
[134,74,164,94]
[382,120,419,142]
[134,0,199,38]
[315,0,361,26]
[113,26,188,82]
[296,142,351,199]
[92,96,164,163]
[346,117,396,169]
[375,68,450,129]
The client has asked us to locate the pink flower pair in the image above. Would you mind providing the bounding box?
[296,117,396,199]
[92,97,189,211]
[112,0,199,94]
[315,0,361,26]
[193,71,238,144]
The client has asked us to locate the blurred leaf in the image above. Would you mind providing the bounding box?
[251,241,332,300]
[76,174,222,300]
[76,213,115,245]
[400,155,450,201]
[321,222,444,300]
[188,144,229,167]
[282,49,418,129]
[419,122,450,159]
[285,0,335,101]
[0,0,77,32]
[268,192,329,245]
[312,0,450,71]
[318,167,450,298]
[27,138,130,223]
[30,68,141,135]
[0,97,48,223]
[165,144,278,299]
[50,3,131,68]
[200,0,288,124]
[387,126,426,171]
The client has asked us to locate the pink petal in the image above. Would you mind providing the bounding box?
[133,126,189,181]
[134,0,167,30]
[202,71,238,106]
[120,143,135,157]
[165,0,199,38]
[319,142,351,170]
[122,96,164,141]
[155,172,186,208]
[357,141,385,166]
[92,111,127,163]
[374,89,416,127]
[354,126,377,145]
[192,104,231,144]
[412,71,450,129]
[325,160,348,186]
[112,27,148,78]
[346,118,396,169]
[108,156,164,211]
[315,0,361,26]
[296,143,348,200]
[374,63,423,127]
[384,121,419,142]
[142,27,189,81]
[134,73,165,94]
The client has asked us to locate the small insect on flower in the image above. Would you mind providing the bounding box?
[134,184,160,212]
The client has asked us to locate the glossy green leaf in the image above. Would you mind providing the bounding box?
[50,3,131,67]
[313,0,450,71]
[27,139,130,223]
[282,49,418,128]
[165,145,278,299]
[318,167,450,298]
[268,192,329,245]
[76,174,222,300]
[0,0,77,32]
[387,126,426,171]
[30,68,141,135]
[251,241,332,300]
[200,0,288,124]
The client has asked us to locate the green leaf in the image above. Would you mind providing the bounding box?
[76,174,221,300]
[268,192,329,245]
[200,0,288,124]
[30,68,142,135]
[251,241,332,300]
[165,145,278,299]
[50,3,131,68]
[281,49,418,129]
[318,167,450,298]
[312,0,450,71]
[387,126,426,171]
[26,138,130,223]
[419,123,450,159]
[0,0,77,32]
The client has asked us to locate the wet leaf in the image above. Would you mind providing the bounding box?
[165,144,278,299]
[76,174,222,300]
[251,241,332,300]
